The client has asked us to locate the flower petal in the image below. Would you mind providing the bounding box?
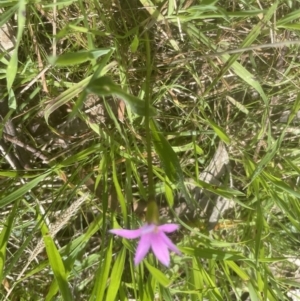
[140,223,156,235]
[158,224,179,233]
[151,232,170,266]
[160,232,181,255]
[135,233,151,265]
[109,228,142,239]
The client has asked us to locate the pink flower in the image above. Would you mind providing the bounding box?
[109,223,181,266]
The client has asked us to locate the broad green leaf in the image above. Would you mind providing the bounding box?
[144,261,171,287]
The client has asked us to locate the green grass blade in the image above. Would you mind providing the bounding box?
[44,76,92,124]
[144,261,171,287]
[182,247,245,261]
[150,119,194,205]
[206,118,230,143]
[0,4,17,27]
[277,9,300,25]
[41,226,74,300]
[150,119,184,184]
[6,0,26,108]
[90,238,113,301]
[0,200,19,283]
[105,247,126,301]
[49,48,112,66]
[0,171,52,208]
[112,154,128,224]
[226,261,249,281]
[86,76,157,116]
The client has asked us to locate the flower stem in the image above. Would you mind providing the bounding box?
[144,31,155,203]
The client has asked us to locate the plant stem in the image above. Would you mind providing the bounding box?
[144,32,155,202]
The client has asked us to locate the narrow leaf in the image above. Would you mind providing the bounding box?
[206,118,230,143]
[50,51,92,66]
[86,76,157,116]
[130,35,139,53]
[44,76,92,124]
[0,171,51,209]
[6,0,26,98]
[226,261,250,281]
[41,227,74,301]
[150,119,194,205]
[144,261,171,287]
[0,200,19,282]
[105,247,126,301]
[150,119,183,183]
[90,239,113,301]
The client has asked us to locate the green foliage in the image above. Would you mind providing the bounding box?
[86,76,157,116]
[49,48,112,66]
[0,0,300,300]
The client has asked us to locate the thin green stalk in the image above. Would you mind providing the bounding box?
[144,32,155,202]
